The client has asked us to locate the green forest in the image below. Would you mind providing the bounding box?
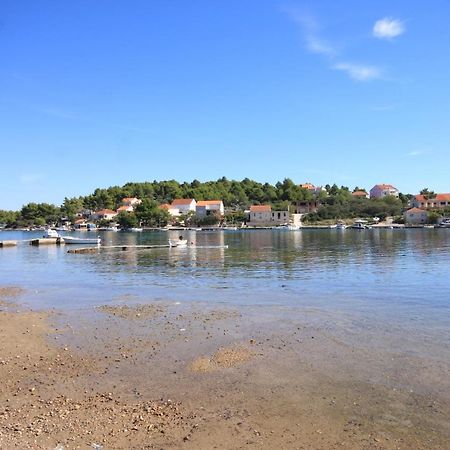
[0,177,418,227]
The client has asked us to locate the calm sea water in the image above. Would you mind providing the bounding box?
[1,229,450,327]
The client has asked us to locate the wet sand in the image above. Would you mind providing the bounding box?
[1,286,449,449]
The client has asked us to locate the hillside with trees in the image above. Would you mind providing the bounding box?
[0,178,416,228]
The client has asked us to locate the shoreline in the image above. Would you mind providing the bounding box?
[1,287,449,448]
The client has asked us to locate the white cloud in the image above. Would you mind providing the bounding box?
[333,63,382,81]
[373,18,405,39]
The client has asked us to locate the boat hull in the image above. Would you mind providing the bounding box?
[63,237,101,245]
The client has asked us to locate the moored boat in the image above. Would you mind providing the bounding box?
[63,236,101,245]
[169,238,188,247]
[43,229,61,239]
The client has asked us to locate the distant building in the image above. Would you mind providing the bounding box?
[369,184,399,199]
[412,193,450,209]
[404,208,428,225]
[122,197,142,207]
[170,199,197,216]
[117,205,134,213]
[90,209,118,221]
[352,190,369,199]
[247,205,290,227]
[196,200,224,218]
[300,183,326,197]
[295,200,319,214]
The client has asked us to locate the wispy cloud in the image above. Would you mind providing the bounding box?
[333,62,382,81]
[373,18,405,39]
[19,173,45,185]
[407,150,426,157]
[284,7,382,82]
[284,8,337,57]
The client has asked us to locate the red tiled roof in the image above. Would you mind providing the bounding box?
[171,199,195,206]
[250,205,271,212]
[196,200,222,206]
[373,184,398,190]
[407,207,427,213]
[117,205,132,212]
[415,193,450,202]
[96,209,117,215]
[159,203,171,209]
[352,191,368,197]
[122,197,138,202]
[300,183,315,190]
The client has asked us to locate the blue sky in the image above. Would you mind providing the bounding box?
[1,0,450,210]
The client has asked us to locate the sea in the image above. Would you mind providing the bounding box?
[1,228,450,361]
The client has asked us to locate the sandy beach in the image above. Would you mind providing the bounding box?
[1,286,449,449]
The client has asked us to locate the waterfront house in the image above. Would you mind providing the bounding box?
[369,184,400,199]
[352,190,369,199]
[412,193,450,209]
[74,219,87,230]
[170,199,197,216]
[247,205,290,227]
[404,207,428,225]
[196,200,224,218]
[90,209,118,221]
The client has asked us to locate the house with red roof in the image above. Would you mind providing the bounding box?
[247,205,290,227]
[168,199,197,216]
[412,193,450,209]
[195,200,224,218]
[404,207,428,224]
[90,209,118,221]
[352,190,369,199]
[369,184,399,199]
[122,197,142,207]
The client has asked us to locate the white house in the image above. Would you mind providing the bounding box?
[90,209,118,221]
[169,199,197,216]
[369,184,399,199]
[412,193,450,209]
[247,205,290,227]
[195,200,224,218]
[122,197,142,207]
[404,207,428,224]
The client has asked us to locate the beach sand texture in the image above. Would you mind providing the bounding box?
[0,286,449,449]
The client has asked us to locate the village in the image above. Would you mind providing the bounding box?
[30,182,450,231]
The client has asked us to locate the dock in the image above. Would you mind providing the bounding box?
[67,244,228,254]
[0,240,17,247]
[30,237,63,246]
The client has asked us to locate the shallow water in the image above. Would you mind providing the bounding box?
[2,227,450,367]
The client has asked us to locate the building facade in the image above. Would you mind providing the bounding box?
[369,184,400,199]
[412,193,450,209]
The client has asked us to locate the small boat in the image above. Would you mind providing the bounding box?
[43,229,61,238]
[350,220,370,230]
[336,222,347,230]
[130,228,143,232]
[63,236,101,245]
[169,238,188,247]
[439,219,450,228]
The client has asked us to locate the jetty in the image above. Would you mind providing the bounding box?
[67,244,228,254]
[0,240,17,248]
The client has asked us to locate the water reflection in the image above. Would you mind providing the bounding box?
[0,229,449,314]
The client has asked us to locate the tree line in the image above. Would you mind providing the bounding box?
[0,178,436,228]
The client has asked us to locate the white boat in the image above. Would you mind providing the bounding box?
[105,226,119,231]
[439,219,450,228]
[169,238,188,247]
[63,236,101,245]
[130,228,143,232]
[43,229,60,238]
[350,220,370,230]
[336,222,347,230]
